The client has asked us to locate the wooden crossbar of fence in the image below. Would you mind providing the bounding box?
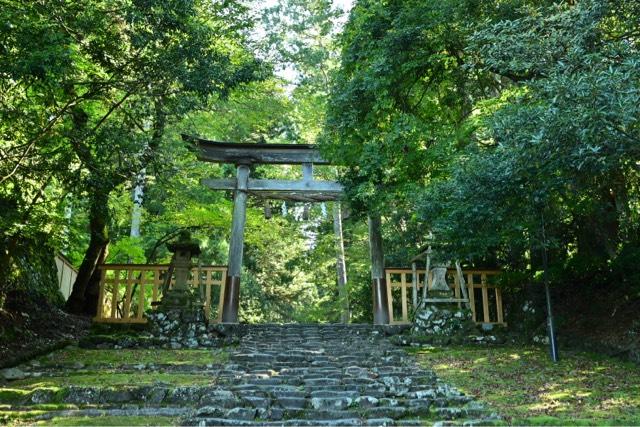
[385,268,504,325]
[94,264,227,324]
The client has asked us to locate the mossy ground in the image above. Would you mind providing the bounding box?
[0,404,78,423]
[9,372,215,389]
[0,347,229,425]
[411,345,640,426]
[35,347,228,367]
[22,415,175,426]
[4,347,228,390]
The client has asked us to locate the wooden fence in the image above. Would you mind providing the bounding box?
[385,268,504,325]
[94,264,227,324]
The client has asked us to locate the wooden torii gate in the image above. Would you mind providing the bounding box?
[187,135,390,325]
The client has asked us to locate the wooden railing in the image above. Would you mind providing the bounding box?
[385,268,504,325]
[94,264,227,324]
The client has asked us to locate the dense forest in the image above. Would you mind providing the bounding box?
[1,0,639,341]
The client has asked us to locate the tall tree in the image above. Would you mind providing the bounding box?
[0,0,265,312]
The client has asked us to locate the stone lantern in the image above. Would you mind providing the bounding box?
[158,231,202,314]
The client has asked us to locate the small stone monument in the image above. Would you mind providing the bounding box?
[412,256,475,341]
[147,231,217,348]
[157,230,203,318]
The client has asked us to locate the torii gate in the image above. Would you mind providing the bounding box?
[186,135,390,325]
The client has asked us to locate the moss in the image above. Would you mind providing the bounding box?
[89,323,149,335]
[37,415,176,426]
[510,415,629,426]
[0,408,49,423]
[37,347,228,367]
[0,388,31,404]
[10,372,215,388]
[413,345,640,425]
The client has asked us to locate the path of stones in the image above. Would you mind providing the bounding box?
[8,324,498,426]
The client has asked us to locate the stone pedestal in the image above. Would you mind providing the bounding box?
[412,303,474,336]
[147,310,216,349]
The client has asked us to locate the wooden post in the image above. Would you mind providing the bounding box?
[221,163,250,323]
[455,261,470,309]
[96,268,106,320]
[368,215,390,325]
[481,273,490,323]
[411,262,418,310]
[302,162,313,181]
[333,202,349,324]
[423,246,431,301]
[400,272,408,322]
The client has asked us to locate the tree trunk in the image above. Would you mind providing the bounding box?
[130,169,145,238]
[65,190,110,314]
[82,244,109,316]
[333,202,349,323]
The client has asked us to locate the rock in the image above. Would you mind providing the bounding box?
[355,396,379,408]
[65,386,101,404]
[311,396,353,410]
[72,362,85,369]
[436,407,464,420]
[412,389,436,399]
[195,406,226,417]
[199,389,239,408]
[481,323,494,332]
[224,407,256,420]
[145,387,168,404]
[365,418,394,426]
[100,388,134,403]
[1,367,26,380]
[29,389,56,404]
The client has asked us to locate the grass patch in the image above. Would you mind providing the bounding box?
[0,388,32,404]
[8,372,214,389]
[413,345,640,425]
[1,408,49,424]
[36,348,227,367]
[35,415,176,426]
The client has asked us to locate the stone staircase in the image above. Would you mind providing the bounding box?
[184,324,493,426]
[0,324,497,426]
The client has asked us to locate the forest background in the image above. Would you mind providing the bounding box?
[1,0,639,346]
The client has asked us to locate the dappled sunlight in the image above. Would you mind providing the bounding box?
[472,356,488,365]
[433,362,471,374]
[416,345,640,424]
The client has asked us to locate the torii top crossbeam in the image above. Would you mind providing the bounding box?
[184,134,343,202]
[185,134,330,165]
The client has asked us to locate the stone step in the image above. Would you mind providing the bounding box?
[4,324,496,426]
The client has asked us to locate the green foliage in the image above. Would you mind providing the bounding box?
[0,236,63,307]
[324,0,640,303]
[0,0,266,307]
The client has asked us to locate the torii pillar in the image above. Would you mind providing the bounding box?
[221,163,250,323]
[369,215,390,324]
